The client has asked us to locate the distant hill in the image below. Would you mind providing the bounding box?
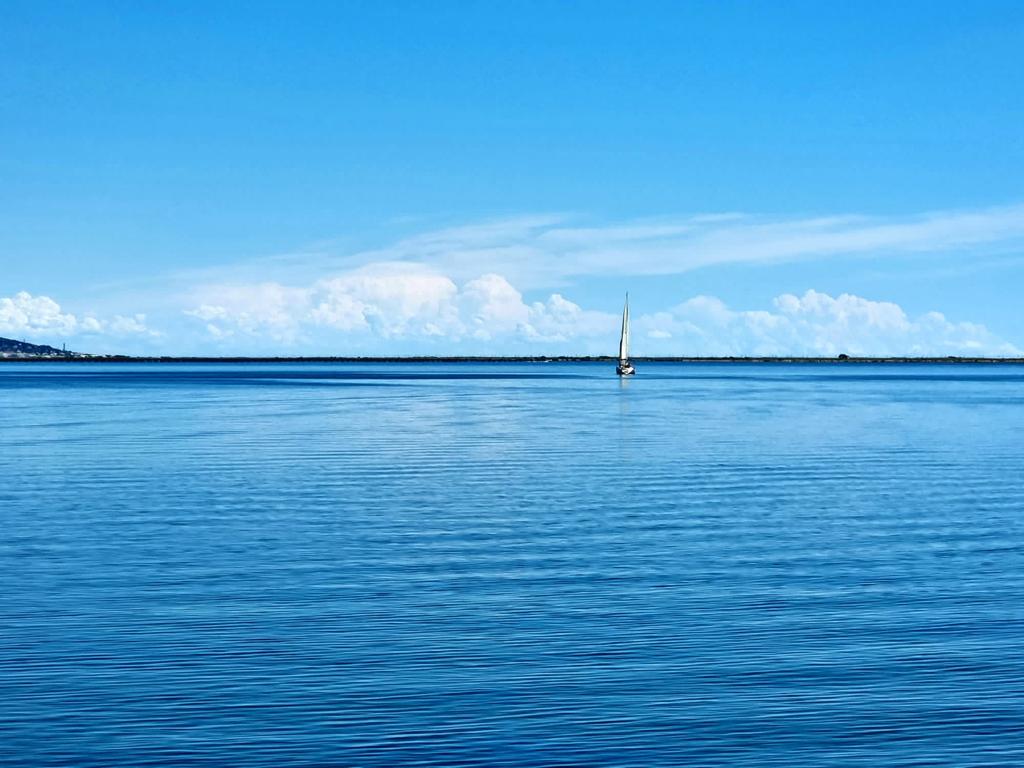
[0,336,76,358]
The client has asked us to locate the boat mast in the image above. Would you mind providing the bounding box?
[619,293,630,364]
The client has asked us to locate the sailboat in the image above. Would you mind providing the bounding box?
[616,293,636,376]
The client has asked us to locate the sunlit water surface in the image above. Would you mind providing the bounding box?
[2,362,1023,767]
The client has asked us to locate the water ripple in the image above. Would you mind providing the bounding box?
[2,362,1023,766]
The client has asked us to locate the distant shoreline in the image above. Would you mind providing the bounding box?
[3,355,1023,364]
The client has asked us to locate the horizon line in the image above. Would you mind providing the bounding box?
[3,355,1024,365]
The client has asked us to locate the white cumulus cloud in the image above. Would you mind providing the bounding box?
[313,264,460,337]
[0,292,78,335]
[188,265,618,350]
[184,269,1018,357]
[0,291,157,341]
[640,289,1020,357]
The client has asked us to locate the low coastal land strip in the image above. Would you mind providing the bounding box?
[2,355,1024,364]
[2,334,1021,363]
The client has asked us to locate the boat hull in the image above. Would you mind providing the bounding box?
[616,363,636,376]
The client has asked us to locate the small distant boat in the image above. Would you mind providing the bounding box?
[616,293,635,376]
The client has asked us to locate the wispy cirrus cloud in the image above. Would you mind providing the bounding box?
[291,202,1024,288]
[86,201,1024,312]
[128,202,1024,297]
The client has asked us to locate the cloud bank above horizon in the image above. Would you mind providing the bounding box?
[4,276,1018,358]
[5,202,1024,356]
[179,267,1020,356]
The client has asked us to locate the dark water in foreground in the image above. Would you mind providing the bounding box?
[2,362,1023,767]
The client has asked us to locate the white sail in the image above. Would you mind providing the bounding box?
[618,294,630,363]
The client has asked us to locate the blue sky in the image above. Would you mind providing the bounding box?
[3,1,1024,355]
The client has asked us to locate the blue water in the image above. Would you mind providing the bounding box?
[2,362,1023,767]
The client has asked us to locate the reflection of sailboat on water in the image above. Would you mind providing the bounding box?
[616,293,635,376]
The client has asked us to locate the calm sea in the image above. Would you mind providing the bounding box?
[2,362,1023,767]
